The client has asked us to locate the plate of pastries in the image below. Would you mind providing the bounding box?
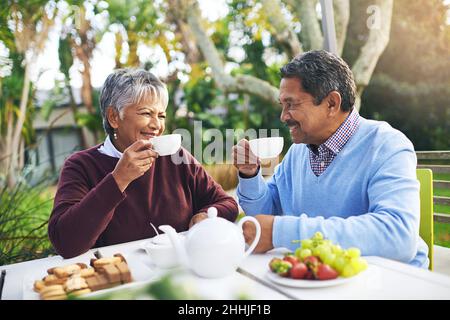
[30,254,136,300]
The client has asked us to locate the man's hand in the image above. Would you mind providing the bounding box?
[189,212,208,228]
[243,214,274,253]
[232,139,260,178]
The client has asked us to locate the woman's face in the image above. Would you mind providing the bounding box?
[108,96,166,152]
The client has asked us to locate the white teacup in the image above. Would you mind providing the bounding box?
[142,234,184,269]
[248,137,284,159]
[150,134,182,156]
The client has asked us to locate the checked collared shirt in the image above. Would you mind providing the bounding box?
[308,108,360,176]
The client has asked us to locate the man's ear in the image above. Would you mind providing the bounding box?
[326,91,342,116]
[106,107,120,129]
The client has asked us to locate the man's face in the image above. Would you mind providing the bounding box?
[279,77,330,145]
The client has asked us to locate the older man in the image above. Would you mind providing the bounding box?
[233,50,428,268]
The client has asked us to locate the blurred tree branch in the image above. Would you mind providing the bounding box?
[352,0,393,109]
[286,0,323,51]
[172,0,279,106]
[333,0,350,55]
[261,0,303,59]
[4,1,57,188]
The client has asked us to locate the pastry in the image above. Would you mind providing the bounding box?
[64,275,88,293]
[39,284,67,300]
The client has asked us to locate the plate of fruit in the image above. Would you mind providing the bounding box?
[266,232,368,288]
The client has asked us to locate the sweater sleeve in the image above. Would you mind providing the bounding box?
[190,161,238,222]
[236,148,289,215]
[48,156,126,258]
[273,136,423,264]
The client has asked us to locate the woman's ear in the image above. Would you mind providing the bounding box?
[326,91,342,116]
[106,107,120,129]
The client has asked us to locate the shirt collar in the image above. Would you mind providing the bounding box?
[97,135,123,158]
[308,108,360,155]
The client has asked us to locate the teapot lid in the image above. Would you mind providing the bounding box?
[207,207,218,219]
[188,207,238,241]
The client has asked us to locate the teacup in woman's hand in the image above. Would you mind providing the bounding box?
[150,134,182,156]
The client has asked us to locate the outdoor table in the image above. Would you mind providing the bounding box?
[0,238,286,300]
[239,248,450,300]
[1,239,450,300]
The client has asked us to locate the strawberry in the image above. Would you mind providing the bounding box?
[290,262,308,279]
[283,255,299,266]
[315,264,339,280]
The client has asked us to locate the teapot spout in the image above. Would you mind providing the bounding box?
[158,225,189,269]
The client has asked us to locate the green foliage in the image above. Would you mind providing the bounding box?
[358,0,450,151]
[78,274,201,300]
[0,51,35,144]
[58,37,73,79]
[434,221,450,247]
[0,168,56,265]
[360,74,450,150]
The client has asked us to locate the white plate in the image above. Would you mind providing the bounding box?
[265,270,361,288]
[22,253,154,300]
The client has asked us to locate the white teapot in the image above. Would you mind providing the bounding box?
[158,207,261,278]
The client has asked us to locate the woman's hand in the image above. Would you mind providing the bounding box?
[112,140,159,192]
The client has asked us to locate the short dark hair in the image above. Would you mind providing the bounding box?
[280,50,356,112]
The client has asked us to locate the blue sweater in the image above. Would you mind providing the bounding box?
[237,118,429,268]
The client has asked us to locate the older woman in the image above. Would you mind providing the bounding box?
[48,69,238,258]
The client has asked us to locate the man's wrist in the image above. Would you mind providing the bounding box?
[238,166,260,179]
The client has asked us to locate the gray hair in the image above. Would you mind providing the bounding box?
[99,68,169,136]
[280,50,356,112]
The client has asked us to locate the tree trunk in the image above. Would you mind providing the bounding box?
[351,0,393,110]
[0,104,14,179]
[74,39,98,142]
[115,31,124,68]
[166,0,202,64]
[183,0,280,106]
[261,0,303,59]
[8,63,31,188]
[126,31,140,67]
[67,84,88,149]
[176,0,392,113]
[333,0,350,55]
[288,0,323,51]
[72,6,98,141]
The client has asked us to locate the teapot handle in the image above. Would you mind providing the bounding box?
[237,216,261,257]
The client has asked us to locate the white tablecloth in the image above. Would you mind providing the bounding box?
[2,239,450,300]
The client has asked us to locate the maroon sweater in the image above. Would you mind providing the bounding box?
[48,145,238,258]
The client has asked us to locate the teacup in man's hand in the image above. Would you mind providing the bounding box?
[232,139,260,178]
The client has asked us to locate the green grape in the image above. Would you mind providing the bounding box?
[350,257,368,273]
[301,239,313,249]
[347,247,361,258]
[332,245,343,254]
[312,231,324,241]
[322,252,336,266]
[312,246,322,257]
[342,264,357,278]
[299,248,312,260]
[333,256,347,273]
[316,245,331,260]
[294,247,302,259]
